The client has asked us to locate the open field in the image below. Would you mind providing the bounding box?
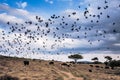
[0,55,120,80]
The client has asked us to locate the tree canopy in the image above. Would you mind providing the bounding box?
[104,56,112,62]
[91,57,98,61]
[68,54,83,63]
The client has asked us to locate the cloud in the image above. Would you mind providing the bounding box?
[0,13,24,24]
[16,2,27,9]
[45,0,54,4]
[0,4,42,25]
[45,0,120,53]
[0,4,88,53]
[0,4,28,16]
[2,3,8,5]
[0,0,120,61]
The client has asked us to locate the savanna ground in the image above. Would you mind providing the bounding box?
[0,55,120,80]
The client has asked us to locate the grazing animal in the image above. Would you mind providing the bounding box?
[89,65,93,67]
[33,59,36,61]
[61,63,70,67]
[95,65,100,68]
[23,61,29,66]
[105,66,110,69]
[101,67,103,68]
[49,61,54,65]
[69,61,75,64]
[88,69,92,72]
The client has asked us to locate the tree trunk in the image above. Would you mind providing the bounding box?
[74,59,77,63]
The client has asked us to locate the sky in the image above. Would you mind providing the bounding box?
[0,0,120,62]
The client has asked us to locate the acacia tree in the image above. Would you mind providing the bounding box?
[104,56,112,66]
[104,56,112,62]
[91,57,99,62]
[68,54,83,63]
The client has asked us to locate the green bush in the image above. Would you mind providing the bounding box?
[109,60,120,69]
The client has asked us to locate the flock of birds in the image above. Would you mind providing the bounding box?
[0,0,120,58]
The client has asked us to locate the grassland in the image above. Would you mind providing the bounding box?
[0,55,120,80]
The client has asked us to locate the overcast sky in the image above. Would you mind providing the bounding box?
[0,0,120,61]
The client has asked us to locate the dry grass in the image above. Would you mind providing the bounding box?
[0,55,120,80]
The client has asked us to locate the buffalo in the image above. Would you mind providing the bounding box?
[23,61,29,66]
[49,61,54,65]
[61,63,70,67]
[88,69,92,72]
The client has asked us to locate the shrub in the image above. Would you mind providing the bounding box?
[109,60,120,69]
[0,75,19,80]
